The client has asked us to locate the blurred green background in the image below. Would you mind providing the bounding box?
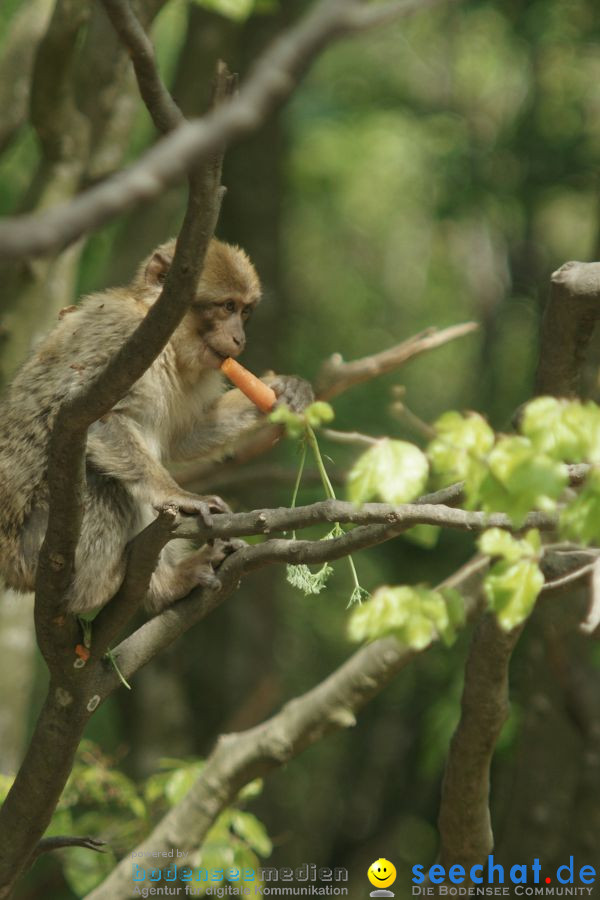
[1,0,600,897]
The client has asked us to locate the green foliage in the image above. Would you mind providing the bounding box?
[401,524,441,549]
[428,411,494,498]
[480,436,567,526]
[522,395,600,463]
[286,562,334,595]
[145,758,205,807]
[0,774,13,802]
[190,0,277,22]
[428,408,568,525]
[478,529,544,630]
[270,401,334,440]
[560,468,600,545]
[278,411,369,606]
[347,438,429,505]
[348,585,465,650]
[43,744,271,896]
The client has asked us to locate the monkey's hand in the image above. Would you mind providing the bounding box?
[185,538,247,591]
[264,375,315,414]
[153,492,231,527]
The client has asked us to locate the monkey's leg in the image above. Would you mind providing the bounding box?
[67,476,135,614]
[145,539,244,613]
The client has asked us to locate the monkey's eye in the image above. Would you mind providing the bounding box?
[242,307,253,320]
[224,299,236,313]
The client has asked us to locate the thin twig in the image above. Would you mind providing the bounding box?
[316,322,478,399]
[0,0,455,259]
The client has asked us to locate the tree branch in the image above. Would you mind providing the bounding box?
[0,21,232,900]
[0,0,54,154]
[0,0,453,259]
[87,556,487,899]
[535,261,600,397]
[172,498,557,544]
[438,615,523,877]
[33,835,107,860]
[316,322,479,399]
[98,501,557,693]
[100,0,184,134]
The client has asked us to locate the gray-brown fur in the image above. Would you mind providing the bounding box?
[0,238,311,614]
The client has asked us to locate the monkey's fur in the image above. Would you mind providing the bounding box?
[0,238,312,614]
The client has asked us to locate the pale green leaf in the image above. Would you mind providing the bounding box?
[304,401,335,428]
[286,562,333,595]
[348,584,463,650]
[231,810,273,857]
[521,396,600,463]
[480,436,568,525]
[478,527,541,563]
[560,468,600,544]
[484,558,544,630]
[347,438,428,505]
[427,410,494,501]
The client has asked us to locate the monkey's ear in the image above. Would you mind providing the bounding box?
[145,250,172,286]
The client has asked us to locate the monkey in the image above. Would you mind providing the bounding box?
[0,238,313,614]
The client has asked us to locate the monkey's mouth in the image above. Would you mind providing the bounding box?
[204,344,228,368]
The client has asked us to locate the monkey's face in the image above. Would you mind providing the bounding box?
[190,295,258,369]
[140,237,262,378]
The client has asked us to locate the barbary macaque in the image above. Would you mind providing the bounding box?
[0,238,313,613]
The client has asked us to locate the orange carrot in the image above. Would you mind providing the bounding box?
[221,357,277,413]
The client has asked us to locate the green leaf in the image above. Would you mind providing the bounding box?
[480,436,567,525]
[286,562,333,595]
[304,401,335,428]
[427,411,494,502]
[231,810,273,856]
[521,396,600,463]
[0,774,14,802]
[163,763,204,806]
[560,468,600,544]
[401,524,440,548]
[348,584,370,606]
[348,585,464,650]
[478,527,541,563]
[269,401,334,437]
[268,404,305,439]
[238,779,263,802]
[347,438,429,505]
[484,558,544,630]
[191,0,256,21]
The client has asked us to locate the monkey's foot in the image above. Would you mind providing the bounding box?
[205,537,247,569]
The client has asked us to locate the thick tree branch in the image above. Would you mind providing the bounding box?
[0,0,54,153]
[87,556,487,899]
[0,0,452,259]
[535,261,600,397]
[438,615,522,878]
[0,25,232,900]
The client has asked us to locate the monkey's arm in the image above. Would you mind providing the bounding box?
[86,414,227,515]
[169,388,261,462]
[169,376,314,462]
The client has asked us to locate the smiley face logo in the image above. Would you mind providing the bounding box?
[368,858,397,890]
